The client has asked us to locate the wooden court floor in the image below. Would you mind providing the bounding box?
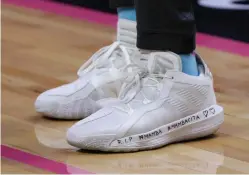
[2,3,249,174]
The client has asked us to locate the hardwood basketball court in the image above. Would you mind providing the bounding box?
[2,1,249,174]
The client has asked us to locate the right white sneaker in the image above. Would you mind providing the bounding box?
[35,19,147,119]
[67,52,224,152]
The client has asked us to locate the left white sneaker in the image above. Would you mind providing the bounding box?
[35,19,141,120]
[67,52,224,152]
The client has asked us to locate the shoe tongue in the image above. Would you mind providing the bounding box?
[110,50,128,69]
[118,52,183,111]
[148,52,182,74]
[96,51,126,69]
[117,19,137,48]
[133,53,182,103]
[98,48,147,71]
[141,52,182,89]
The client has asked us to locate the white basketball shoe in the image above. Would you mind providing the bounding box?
[67,52,224,152]
[35,19,146,119]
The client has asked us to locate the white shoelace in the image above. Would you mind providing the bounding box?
[77,42,131,76]
[76,41,146,88]
[119,58,174,104]
[76,41,174,103]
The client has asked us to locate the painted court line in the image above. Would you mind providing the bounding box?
[197,33,249,57]
[3,0,118,26]
[3,0,249,57]
[1,145,92,174]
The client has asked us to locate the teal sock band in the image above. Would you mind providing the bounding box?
[180,54,199,76]
[117,8,136,21]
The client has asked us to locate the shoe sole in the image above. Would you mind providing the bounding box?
[68,104,224,152]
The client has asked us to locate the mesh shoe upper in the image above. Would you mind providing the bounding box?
[67,52,217,147]
[35,41,147,119]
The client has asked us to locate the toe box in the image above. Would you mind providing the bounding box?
[66,107,128,150]
[35,91,62,118]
